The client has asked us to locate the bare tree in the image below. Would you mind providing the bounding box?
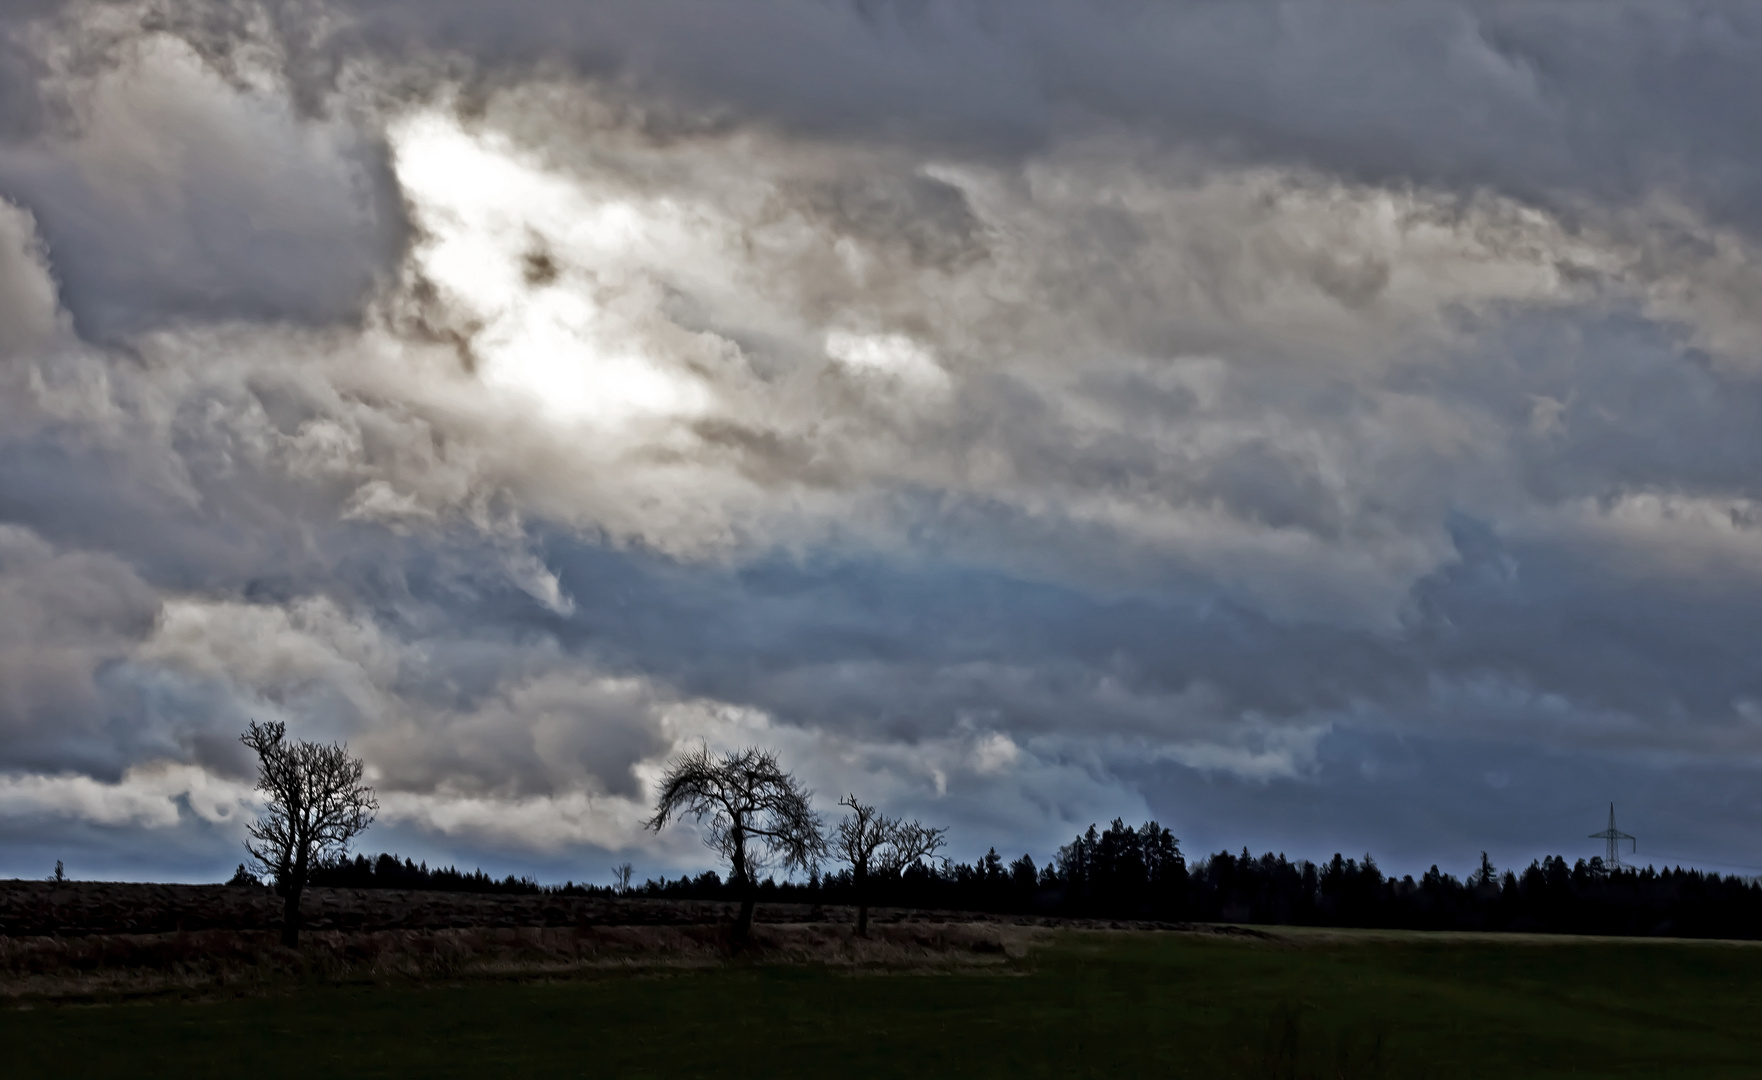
[834,795,946,935]
[612,862,634,894]
[834,795,890,936]
[241,719,378,947]
[645,744,824,943]
[884,819,948,876]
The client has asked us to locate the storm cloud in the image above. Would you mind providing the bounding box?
[2,0,1761,883]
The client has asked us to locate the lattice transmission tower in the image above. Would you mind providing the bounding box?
[1588,803,1636,869]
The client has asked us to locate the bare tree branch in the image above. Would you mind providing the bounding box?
[835,795,947,934]
[834,795,893,874]
[241,719,377,947]
[882,819,948,875]
[646,743,824,942]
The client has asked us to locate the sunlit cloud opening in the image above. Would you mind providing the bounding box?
[390,112,711,427]
[826,330,951,394]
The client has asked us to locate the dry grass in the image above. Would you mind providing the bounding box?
[0,920,1051,1002]
[0,879,1238,1003]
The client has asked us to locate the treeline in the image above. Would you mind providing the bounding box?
[617,818,1762,939]
[1176,849,1762,940]
[250,818,1762,940]
[299,853,572,895]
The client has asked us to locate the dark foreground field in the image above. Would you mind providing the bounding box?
[6,925,1762,1079]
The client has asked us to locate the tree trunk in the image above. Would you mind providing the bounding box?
[855,864,869,936]
[281,879,304,947]
[729,827,753,946]
[734,892,756,945]
[281,848,308,947]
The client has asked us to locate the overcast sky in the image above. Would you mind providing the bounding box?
[3,0,1762,885]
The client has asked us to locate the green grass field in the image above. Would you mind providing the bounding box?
[6,928,1761,1078]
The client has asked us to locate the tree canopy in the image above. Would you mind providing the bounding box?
[645,743,824,941]
[241,719,377,946]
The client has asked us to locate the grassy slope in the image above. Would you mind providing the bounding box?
[6,928,1761,1078]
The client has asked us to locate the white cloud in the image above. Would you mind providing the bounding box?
[8,3,1762,876]
[138,595,400,740]
[1517,493,1762,582]
[826,330,951,395]
[376,788,658,855]
[0,762,254,829]
[391,111,719,429]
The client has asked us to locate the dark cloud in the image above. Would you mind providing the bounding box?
[0,526,161,775]
[1134,728,1762,881]
[0,5,405,338]
[291,1,1762,227]
[0,12,54,141]
[3,0,1762,883]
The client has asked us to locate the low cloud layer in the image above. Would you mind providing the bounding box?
[2,1,1761,883]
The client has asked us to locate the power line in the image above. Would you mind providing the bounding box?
[1577,805,1762,875]
[1621,853,1762,875]
[1588,803,1636,870]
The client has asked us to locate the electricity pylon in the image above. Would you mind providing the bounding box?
[1588,803,1636,869]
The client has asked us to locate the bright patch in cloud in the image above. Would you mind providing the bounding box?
[826,330,950,393]
[391,113,711,427]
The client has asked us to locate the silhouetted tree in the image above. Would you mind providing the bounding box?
[645,744,824,943]
[1121,822,1186,916]
[834,795,947,935]
[888,820,949,874]
[834,795,889,936]
[1057,824,1102,909]
[1473,852,1498,888]
[241,719,377,947]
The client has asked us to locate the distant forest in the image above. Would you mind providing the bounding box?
[302,854,549,895]
[273,819,1762,940]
